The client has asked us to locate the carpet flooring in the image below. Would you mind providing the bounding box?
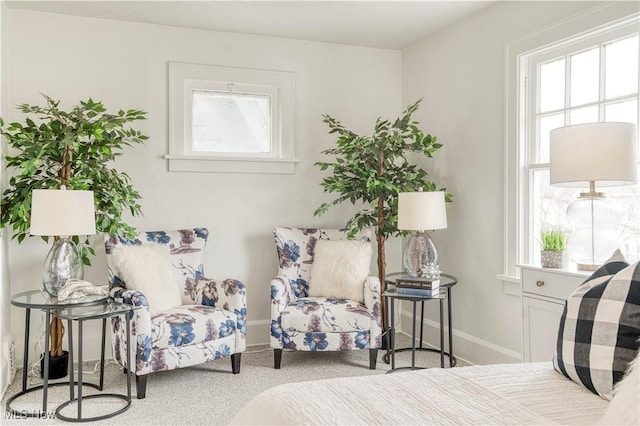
[2,335,466,425]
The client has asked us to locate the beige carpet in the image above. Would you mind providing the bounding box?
[2,335,466,425]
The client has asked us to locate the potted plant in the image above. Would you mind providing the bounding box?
[0,94,147,378]
[315,99,451,325]
[540,229,567,268]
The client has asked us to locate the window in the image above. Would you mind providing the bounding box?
[167,62,297,173]
[519,20,639,268]
[191,90,271,155]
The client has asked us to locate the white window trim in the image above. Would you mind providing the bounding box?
[167,62,298,174]
[502,2,640,284]
[523,24,638,267]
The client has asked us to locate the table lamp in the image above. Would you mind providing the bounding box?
[550,122,638,270]
[30,187,96,297]
[398,190,448,279]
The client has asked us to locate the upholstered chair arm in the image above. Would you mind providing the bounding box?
[215,278,247,321]
[109,286,154,374]
[201,278,248,352]
[270,275,292,318]
[270,275,293,349]
[110,286,150,310]
[363,276,383,349]
[363,276,381,310]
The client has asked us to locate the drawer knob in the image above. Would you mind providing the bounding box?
[536,280,545,287]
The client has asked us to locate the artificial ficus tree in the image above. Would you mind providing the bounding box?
[0,94,147,359]
[315,99,452,327]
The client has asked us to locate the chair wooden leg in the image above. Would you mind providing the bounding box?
[231,353,241,374]
[369,348,378,370]
[136,375,147,399]
[274,348,283,369]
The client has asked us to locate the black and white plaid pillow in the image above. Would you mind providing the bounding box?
[553,251,640,400]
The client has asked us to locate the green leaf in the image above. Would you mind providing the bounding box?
[314,98,452,273]
[0,93,147,262]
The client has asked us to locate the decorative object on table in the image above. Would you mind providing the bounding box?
[550,122,638,271]
[56,279,109,302]
[396,287,442,297]
[0,94,147,376]
[398,189,447,279]
[395,276,440,290]
[30,188,96,297]
[540,228,568,268]
[314,99,452,327]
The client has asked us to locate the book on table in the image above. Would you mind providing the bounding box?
[394,276,440,290]
[396,287,443,297]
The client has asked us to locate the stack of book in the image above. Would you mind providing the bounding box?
[394,276,441,297]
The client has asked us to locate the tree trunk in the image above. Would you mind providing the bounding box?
[376,151,387,332]
[50,142,72,357]
[50,316,64,357]
[376,230,386,332]
[61,143,73,187]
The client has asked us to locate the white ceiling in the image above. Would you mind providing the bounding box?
[6,0,495,49]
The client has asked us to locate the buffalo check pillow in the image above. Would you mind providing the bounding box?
[553,250,640,400]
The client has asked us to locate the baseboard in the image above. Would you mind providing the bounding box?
[398,309,522,365]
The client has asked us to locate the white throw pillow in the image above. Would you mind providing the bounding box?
[308,239,372,304]
[110,243,182,315]
[597,348,640,425]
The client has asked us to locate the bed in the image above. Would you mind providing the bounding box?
[230,362,610,425]
[232,255,639,425]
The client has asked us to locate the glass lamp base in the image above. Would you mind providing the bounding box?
[42,237,84,297]
[566,195,621,270]
[403,231,440,279]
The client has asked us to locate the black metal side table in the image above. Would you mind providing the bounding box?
[383,273,458,372]
[6,290,107,418]
[53,302,138,422]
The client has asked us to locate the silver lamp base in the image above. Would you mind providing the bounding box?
[403,231,440,279]
[42,237,84,297]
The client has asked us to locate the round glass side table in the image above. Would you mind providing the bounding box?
[383,273,458,372]
[6,290,107,418]
[53,302,138,422]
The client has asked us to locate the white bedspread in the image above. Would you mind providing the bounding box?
[230,363,609,425]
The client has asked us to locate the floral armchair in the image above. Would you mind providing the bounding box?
[270,227,382,369]
[104,228,247,399]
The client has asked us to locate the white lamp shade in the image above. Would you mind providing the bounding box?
[398,191,447,231]
[550,122,638,187]
[30,189,96,236]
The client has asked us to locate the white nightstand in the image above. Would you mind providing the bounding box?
[519,265,590,362]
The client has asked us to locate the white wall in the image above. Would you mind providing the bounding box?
[4,10,403,364]
[0,0,14,397]
[401,1,635,364]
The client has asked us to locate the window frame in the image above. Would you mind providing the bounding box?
[522,24,639,267]
[167,62,298,174]
[503,5,640,281]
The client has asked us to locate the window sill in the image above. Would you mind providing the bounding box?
[164,155,300,174]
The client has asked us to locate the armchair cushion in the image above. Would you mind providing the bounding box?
[280,297,372,333]
[308,240,372,304]
[110,243,181,315]
[150,305,239,349]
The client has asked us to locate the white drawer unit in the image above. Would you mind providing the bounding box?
[520,265,590,362]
